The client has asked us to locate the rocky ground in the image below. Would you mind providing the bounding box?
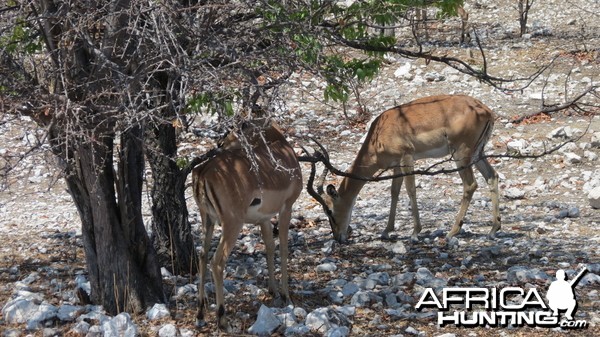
[1,0,600,336]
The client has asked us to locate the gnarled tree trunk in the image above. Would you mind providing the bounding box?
[57,126,165,314]
[146,122,198,275]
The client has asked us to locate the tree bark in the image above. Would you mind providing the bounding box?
[146,122,198,275]
[58,127,165,314]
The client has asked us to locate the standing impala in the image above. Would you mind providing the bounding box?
[192,121,302,330]
[310,95,500,243]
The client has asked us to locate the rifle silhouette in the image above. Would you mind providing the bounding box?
[569,267,588,287]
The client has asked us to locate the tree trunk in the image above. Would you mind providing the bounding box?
[146,122,198,275]
[59,127,165,314]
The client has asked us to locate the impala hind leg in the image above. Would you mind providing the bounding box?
[447,165,477,238]
[196,214,215,327]
[259,220,277,296]
[402,156,422,241]
[475,158,501,238]
[212,222,242,331]
[383,168,403,240]
[277,205,292,304]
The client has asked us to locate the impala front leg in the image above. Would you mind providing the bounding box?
[259,220,278,296]
[402,156,421,242]
[383,168,403,240]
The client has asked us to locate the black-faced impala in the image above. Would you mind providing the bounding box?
[192,121,302,330]
[308,95,501,243]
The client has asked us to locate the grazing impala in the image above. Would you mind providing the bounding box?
[192,121,302,330]
[310,95,500,243]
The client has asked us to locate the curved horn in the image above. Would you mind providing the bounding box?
[300,146,332,217]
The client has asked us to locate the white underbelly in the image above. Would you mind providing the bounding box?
[244,205,277,224]
[413,145,450,160]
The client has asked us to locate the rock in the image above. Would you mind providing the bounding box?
[392,272,415,286]
[415,268,448,289]
[406,326,420,335]
[305,308,333,333]
[367,272,390,286]
[564,152,582,164]
[248,305,281,336]
[42,328,59,337]
[57,304,83,322]
[568,207,580,218]
[394,63,413,80]
[316,262,337,273]
[504,187,525,199]
[102,313,138,337]
[547,126,580,139]
[2,298,39,324]
[387,241,407,254]
[305,307,351,334]
[424,72,445,82]
[579,273,600,286]
[462,255,474,268]
[591,132,600,147]
[293,307,307,321]
[70,321,90,335]
[350,291,371,307]
[158,324,178,337]
[147,303,170,321]
[584,150,598,161]
[26,302,58,330]
[341,282,360,297]
[284,324,310,336]
[3,329,21,337]
[507,266,549,284]
[325,326,350,337]
[589,187,600,209]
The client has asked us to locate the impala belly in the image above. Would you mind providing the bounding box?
[411,129,452,160]
[244,188,296,224]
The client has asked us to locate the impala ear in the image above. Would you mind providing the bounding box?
[326,184,338,198]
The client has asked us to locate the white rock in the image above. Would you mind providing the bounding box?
[584,150,598,161]
[26,302,58,330]
[70,321,90,335]
[564,152,582,164]
[316,262,337,273]
[102,313,138,337]
[158,324,178,337]
[305,307,333,333]
[504,187,525,199]
[248,305,281,335]
[147,303,170,321]
[589,187,600,209]
[394,63,412,78]
[57,304,83,322]
[2,298,39,324]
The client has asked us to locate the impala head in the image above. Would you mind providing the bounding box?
[307,161,353,243]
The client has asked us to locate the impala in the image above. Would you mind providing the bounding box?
[192,121,302,330]
[309,95,500,243]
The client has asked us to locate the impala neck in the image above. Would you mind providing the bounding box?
[337,145,379,204]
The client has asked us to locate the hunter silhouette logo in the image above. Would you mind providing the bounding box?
[546,267,587,321]
[415,265,589,329]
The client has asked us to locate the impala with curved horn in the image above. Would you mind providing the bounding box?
[192,121,302,330]
[308,95,500,243]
